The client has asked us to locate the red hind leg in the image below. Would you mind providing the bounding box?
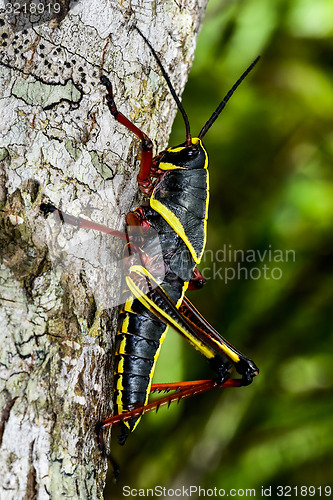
[99,378,242,430]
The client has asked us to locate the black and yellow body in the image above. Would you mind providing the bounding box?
[40,32,260,467]
[150,138,209,265]
[99,29,261,445]
[41,31,260,453]
[113,137,258,442]
[114,139,209,440]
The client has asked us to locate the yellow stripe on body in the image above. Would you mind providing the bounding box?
[116,356,125,374]
[126,265,241,364]
[116,375,124,391]
[115,287,170,430]
[117,336,127,355]
[167,146,186,153]
[151,138,210,264]
[126,265,214,360]
[121,313,129,333]
[121,323,168,432]
[120,281,190,428]
[123,296,135,313]
[150,197,206,265]
[115,370,125,411]
[158,162,186,171]
[167,137,206,155]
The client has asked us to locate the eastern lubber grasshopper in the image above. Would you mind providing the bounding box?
[41,29,259,451]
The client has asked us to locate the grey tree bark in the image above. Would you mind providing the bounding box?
[0,0,208,498]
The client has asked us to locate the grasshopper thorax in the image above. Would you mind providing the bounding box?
[158,138,208,172]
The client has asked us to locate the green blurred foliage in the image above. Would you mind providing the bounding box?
[106,0,333,496]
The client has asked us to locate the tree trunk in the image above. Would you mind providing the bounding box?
[0,1,208,497]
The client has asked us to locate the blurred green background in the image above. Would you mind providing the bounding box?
[106,0,333,496]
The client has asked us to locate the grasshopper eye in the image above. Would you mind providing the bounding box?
[186,147,198,157]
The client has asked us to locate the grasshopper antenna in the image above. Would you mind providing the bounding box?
[135,26,192,146]
[198,56,260,140]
